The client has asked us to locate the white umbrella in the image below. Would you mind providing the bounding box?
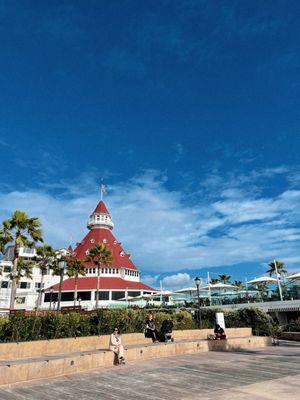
[150,290,174,298]
[247,276,277,285]
[126,293,153,301]
[118,296,135,301]
[286,272,300,281]
[175,287,198,294]
[200,283,237,290]
[174,287,197,301]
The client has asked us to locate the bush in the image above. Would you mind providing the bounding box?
[0,307,277,343]
[282,320,300,332]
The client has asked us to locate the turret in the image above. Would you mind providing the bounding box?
[87,200,114,230]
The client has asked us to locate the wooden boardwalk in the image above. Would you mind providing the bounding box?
[0,341,299,400]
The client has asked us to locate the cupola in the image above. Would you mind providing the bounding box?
[87,200,114,230]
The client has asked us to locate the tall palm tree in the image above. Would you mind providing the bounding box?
[218,274,231,284]
[0,211,43,310]
[85,243,113,309]
[66,256,86,307]
[33,245,57,310]
[267,260,287,277]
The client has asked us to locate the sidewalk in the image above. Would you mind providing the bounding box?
[0,341,299,399]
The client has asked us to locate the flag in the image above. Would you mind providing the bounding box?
[101,182,106,193]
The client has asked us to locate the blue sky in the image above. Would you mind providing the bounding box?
[1,1,300,289]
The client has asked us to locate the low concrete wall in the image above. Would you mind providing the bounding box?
[0,328,252,360]
[280,331,300,341]
[0,335,270,386]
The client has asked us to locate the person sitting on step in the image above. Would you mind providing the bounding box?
[109,327,125,364]
[145,314,159,342]
[214,324,226,340]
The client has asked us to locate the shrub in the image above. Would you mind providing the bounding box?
[0,307,277,343]
[282,320,300,332]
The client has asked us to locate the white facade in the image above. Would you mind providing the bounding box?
[0,247,63,312]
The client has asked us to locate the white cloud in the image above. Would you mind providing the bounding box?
[162,273,193,290]
[1,168,300,274]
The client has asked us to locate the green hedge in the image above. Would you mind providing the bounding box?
[282,320,300,332]
[0,307,277,343]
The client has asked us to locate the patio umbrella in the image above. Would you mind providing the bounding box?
[247,276,277,285]
[286,272,300,281]
[174,287,197,301]
[200,283,237,290]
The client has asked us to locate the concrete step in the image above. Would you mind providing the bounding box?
[0,336,271,386]
[0,328,252,359]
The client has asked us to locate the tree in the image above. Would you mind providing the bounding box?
[33,245,57,310]
[257,282,268,300]
[210,278,220,284]
[218,274,231,284]
[267,260,287,277]
[234,280,244,290]
[66,256,86,307]
[0,211,43,310]
[85,243,113,309]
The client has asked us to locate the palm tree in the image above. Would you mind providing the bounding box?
[85,243,113,309]
[234,280,244,290]
[210,278,220,284]
[218,274,231,284]
[33,245,57,310]
[0,211,43,310]
[267,260,287,277]
[66,256,86,307]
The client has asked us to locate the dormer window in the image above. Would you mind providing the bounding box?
[90,239,95,243]
[103,238,107,244]
[120,251,125,257]
[85,250,89,255]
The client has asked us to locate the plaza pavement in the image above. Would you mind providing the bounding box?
[0,340,299,400]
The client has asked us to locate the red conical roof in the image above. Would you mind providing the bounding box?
[92,200,110,215]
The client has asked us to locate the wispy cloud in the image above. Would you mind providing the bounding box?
[1,167,300,276]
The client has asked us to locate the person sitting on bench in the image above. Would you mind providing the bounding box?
[214,324,226,340]
[145,314,159,342]
[109,327,125,364]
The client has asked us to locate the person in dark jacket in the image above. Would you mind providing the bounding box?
[214,324,226,340]
[145,314,159,342]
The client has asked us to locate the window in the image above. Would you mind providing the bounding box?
[85,250,89,255]
[35,282,41,289]
[112,268,115,274]
[15,297,26,304]
[120,251,125,257]
[61,292,74,302]
[19,282,30,289]
[105,268,108,273]
[3,265,11,273]
[1,281,9,288]
[98,291,109,300]
[101,268,104,273]
[128,291,140,297]
[78,291,91,301]
[93,268,96,274]
[90,239,95,243]
[113,240,117,244]
[102,238,107,243]
[23,247,35,254]
[111,291,125,300]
